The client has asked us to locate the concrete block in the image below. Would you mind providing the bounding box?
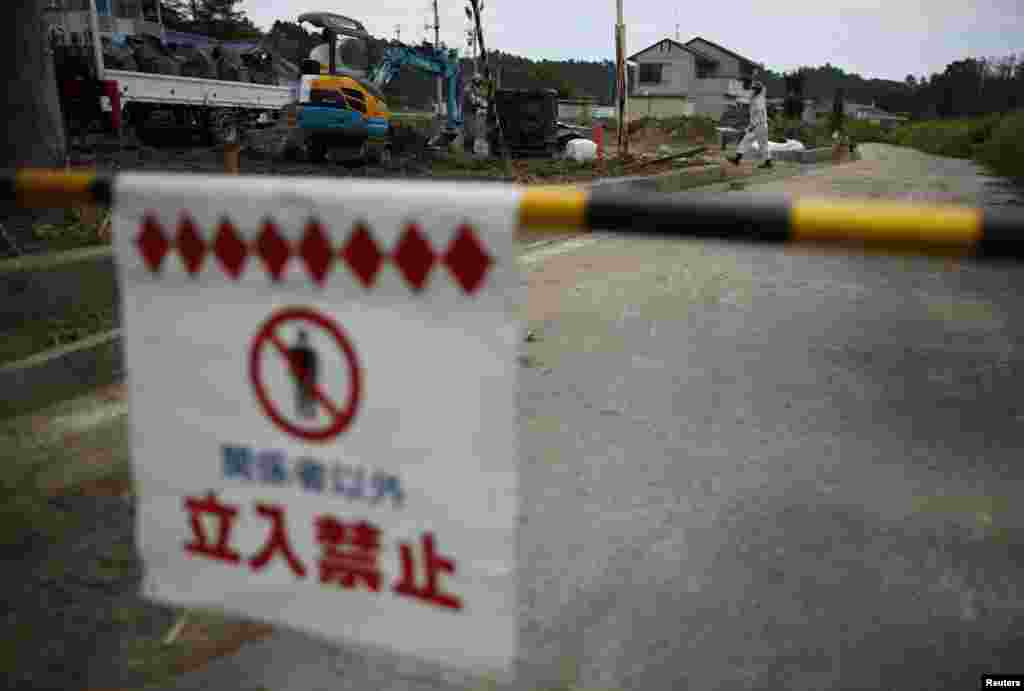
[769,147,835,164]
[588,165,725,194]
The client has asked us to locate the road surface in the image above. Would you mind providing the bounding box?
[20,145,1024,690]
[144,145,1024,691]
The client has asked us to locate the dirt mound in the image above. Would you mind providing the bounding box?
[212,47,250,82]
[128,35,181,76]
[628,125,674,153]
[171,45,215,79]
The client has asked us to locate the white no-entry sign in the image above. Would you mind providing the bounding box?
[249,306,363,442]
[113,173,520,673]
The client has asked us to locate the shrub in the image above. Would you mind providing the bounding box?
[978,110,1024,183]
[844,119,894,144]
[768,118,831,147]
[32,207,110,251]
[888,119,975,158]
[656,115,718,143]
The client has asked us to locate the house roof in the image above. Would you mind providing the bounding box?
[627,38,702,63]
[684,37,759,68]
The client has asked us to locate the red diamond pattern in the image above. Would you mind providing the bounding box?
[175,213,207,276]
[257,219,291,281]
[134,213,488,294]
[213,218,247,280]
[136,213,170,273]
[300,219,333,285]
[392,223,435,292]
[342,222,384,289]
[444,224,493,294]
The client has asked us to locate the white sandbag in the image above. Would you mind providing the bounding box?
[565,138,597,162]
[767,139,806,152]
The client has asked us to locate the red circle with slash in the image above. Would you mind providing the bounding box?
[249,307,362,442]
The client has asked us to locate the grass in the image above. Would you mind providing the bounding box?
[0,304,117,365]
[31,206,111,253]
[977,110,1024,184]
[0,392,279,690]
[127,609,275,688]
[0,389,131,549]
[627,115,719,144]
[0,455,72,552]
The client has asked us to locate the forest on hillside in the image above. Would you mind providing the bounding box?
[761,58,1024,119]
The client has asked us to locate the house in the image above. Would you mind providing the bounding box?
[849,103,909,129]
[803,99,909,129]
[627,36,762,120]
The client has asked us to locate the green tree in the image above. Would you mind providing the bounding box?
[527,62,576,98]
[192,0,258,39]
[159,0,190,30]
[830,88,845,134]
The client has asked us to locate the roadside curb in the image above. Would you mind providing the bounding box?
[587,164,727,193]
[0,329,123,419]
[772,147,837,164]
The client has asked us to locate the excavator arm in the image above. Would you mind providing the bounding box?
[368,44,464,133]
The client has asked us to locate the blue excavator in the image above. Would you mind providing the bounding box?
[286,11,466,163]
[367,42,465,148]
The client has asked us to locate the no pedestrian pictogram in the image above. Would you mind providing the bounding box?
[250,307,362,442]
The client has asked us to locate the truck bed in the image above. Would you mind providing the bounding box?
[108,69,296,110]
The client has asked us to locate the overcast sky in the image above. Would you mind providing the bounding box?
[239,0,1023,81]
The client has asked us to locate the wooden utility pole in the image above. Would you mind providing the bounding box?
[87,0,105,80]
[432,0,444,117]
[615,0,628,155]
[467,0,505,156]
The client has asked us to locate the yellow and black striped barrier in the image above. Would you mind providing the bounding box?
[5,169,1024,261]
[520,186,1023,260]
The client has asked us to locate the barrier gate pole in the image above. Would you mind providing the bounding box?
[4,169,1024,262]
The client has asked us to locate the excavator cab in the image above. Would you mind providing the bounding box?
[288,12,392,164]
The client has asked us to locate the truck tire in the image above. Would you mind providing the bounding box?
[205,110,239,147]
[308,136,328,164]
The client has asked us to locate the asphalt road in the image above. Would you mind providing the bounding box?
[153,145,1024,690]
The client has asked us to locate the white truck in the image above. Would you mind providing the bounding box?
[111,67,296,145]
[53,0,298,145]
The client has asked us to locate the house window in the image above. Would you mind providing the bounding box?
[696,60,716,79]
[638,63,664,84]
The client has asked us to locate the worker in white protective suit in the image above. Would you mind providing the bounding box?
[728,79,772,169]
